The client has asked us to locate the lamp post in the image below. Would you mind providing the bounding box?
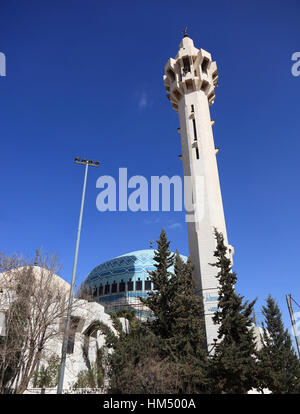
[57,157,100,394]
[286,294,300,359]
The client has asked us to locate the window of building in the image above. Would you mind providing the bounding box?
[67,316,80,354]
[127,279,134,292]
[185,79,193,91]
[119,280,125,293]
[201,80,209,92]
[192,119,197,141]
[93,286,98,297]
[145,279,152,291]
[104,283,110,295]
[201,57,209,74]
[167,68,175,82]
[182,57,191,74]
[135,278,143,291]
[99,284,103,296]
[172,89,182,101]
[111,281,117,294]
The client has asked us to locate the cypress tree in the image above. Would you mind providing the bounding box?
[166,252,209,393]
[209,229,258,394]
[142,230,209,392]
[140,228,175,338]
[257,295,300,393]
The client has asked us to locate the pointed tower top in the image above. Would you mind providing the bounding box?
[183,27,188,38]
[177,33,196,56]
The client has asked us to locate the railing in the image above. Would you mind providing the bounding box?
[24,387,107,394]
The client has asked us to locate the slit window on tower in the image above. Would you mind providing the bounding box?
[195,147,199,160]
[191,105,194,113]
[192,119,197,141]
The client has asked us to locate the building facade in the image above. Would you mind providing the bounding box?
[0,265,123,393]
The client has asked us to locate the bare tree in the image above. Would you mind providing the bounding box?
[0,252,25,393]
[0,251,80,394]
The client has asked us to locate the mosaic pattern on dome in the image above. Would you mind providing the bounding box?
[84,249,187,286]
[80,249,188,318]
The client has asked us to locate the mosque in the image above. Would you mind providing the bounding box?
[0,33,242,393]
[79,249,187,320]
[82,31,234,349]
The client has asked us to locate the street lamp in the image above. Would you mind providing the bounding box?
[57,157,100,394]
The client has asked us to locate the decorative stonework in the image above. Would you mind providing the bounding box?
[163,36,218,112]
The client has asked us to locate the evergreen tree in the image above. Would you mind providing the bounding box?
[96,310,182,393]
[209,229,258,394]
[166,253,209,393]
[32,355,60,389]
[140,229,175,338]
[97,229,210,393]
[142,230,209,392]
[257,295,300,393]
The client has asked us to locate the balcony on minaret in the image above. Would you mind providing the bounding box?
[163,36,219,111]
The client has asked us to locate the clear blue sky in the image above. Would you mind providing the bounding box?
[1,0,300,337]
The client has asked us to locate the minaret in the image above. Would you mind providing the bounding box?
[163,33,234,350]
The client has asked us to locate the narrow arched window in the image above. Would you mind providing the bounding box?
[135,278,143,291]
[119,279,125,292]
[104,283,110,295]
[145,278,152,291]
[127,279,134,292]
[112,280,117,294]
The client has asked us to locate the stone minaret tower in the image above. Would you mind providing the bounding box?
[163,33,234,350]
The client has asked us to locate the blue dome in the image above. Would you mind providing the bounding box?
[81,249,187,317]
